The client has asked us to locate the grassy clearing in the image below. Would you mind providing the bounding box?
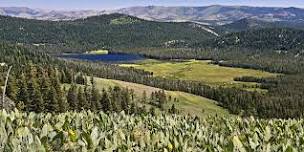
[86,49,109,55]
[94,77,231,117]
[165,91,230,117]
[120,59,277,91]
[110,17,141,25]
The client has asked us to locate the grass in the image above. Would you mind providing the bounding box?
[120,59,277,91]
[165,91,230,117]
[93,77,231,118]
[110,17,141,25]
[86,49,109,55]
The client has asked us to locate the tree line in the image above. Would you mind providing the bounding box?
[0,43,172,114]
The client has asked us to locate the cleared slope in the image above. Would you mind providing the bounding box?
[94,77,231,117]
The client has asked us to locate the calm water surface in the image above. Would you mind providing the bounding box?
[59,53,145,63]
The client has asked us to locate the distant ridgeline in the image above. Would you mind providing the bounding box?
[2,13,304,53]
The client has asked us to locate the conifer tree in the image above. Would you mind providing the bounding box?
[100,89,111,112]
[35,91,44,112]
[77,87,86,111]
[67,84,78,111]
[27,77,43,112]
[84,84,91,110]
[58,92,68,112]
[50,68,64,110]
[121,89,131,113]
[75,72,86,85]
[26,78,42,111]
[6,74,18,101]
[46,87,59,113]
[169,104,177,114]
[130,102,136,114]
[91,82,101,112]
[16,74,28,110]
[40,75,51,102]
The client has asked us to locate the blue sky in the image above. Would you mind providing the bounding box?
[1,0,304,10]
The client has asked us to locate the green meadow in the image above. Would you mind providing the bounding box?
[110,17,141,25]
[120,59,277,91]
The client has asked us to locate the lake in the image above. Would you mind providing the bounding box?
[59,53,145,63]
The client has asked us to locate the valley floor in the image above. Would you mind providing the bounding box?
[120,59,277,91]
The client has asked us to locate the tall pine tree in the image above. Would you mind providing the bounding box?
[77,87,86,111]
[67,84,78,111]
[6,74,18,101]
[45,87,59,113]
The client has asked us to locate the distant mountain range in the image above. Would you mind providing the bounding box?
[0,7,106,21]
[1,5,304,25]
[115,6,304,25]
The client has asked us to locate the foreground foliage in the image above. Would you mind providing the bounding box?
[0,110,303,151]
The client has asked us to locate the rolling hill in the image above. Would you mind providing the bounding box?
[0,14,215,52]
[193,27,304,50]
[216,18,304,33]
[5,10,304,53]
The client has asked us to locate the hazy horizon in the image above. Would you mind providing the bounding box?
[0,0,304,11]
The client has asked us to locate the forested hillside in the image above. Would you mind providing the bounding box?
[193,28,304,50]
[0,43,169,115]
[0,14,215,52]
[3,13,304,52]
[215,18,304,33]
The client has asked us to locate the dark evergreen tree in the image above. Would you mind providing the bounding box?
[100,89,111,112]
[6,74,18,101]
[40,75,51,103]
[84,84,91,110]
[75,72,86,85]
[169,104,178,114]
[16,74,28,110]
[91,83,101,111]
[77,87,86,111]
[67,84,78,111]
[46,87,59,113]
